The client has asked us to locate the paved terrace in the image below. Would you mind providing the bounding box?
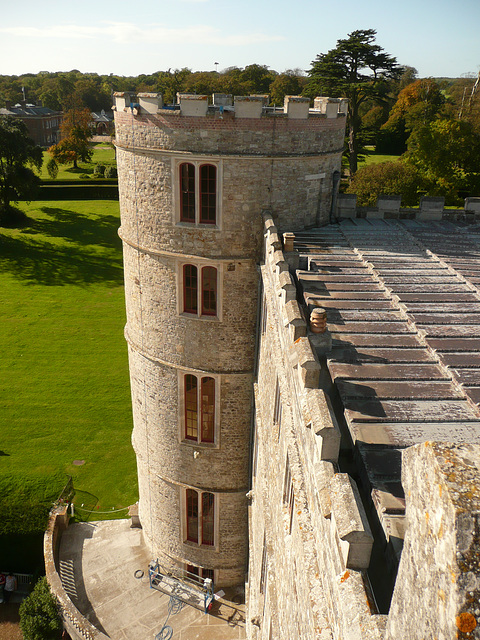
[58,519,246,640]
[294,218,480,570]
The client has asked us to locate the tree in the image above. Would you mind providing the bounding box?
[269,71,306,105]
[48,99,92,169]
[404,117,480,203]
[346,161,424,206]
[0,116,42,225]
[19,577,62,640]
[307,29,400,176]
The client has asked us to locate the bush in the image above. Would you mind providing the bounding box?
[347,161,424,207]
[46,158,59,180]
[93,164,106,177]
[0,474,64,535]
[104,165,117,179]
[19,577,63,640]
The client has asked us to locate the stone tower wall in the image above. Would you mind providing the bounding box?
[114,93,346,588]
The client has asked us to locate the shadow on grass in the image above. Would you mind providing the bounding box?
[26,206,122,250]
[0,206,124,286]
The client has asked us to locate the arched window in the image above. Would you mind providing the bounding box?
[199,164,217,224]
[177,161,218,225]
[185,489,215,547]
[201,377,215,443]
[202,492,215,545]
[183,374,215,444]
[183,265,198,314]
[201,267,217,316]
[180,163,195,222]
[186,489,199,543]
[182,264,217,317]
[185,375,198,440]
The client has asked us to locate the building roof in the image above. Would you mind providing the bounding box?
[91,110,113,123]
[0,103,61,117]
[294,217,480,552]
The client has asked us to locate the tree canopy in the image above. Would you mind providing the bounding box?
[404,117,480,203]
[347,161,423,206]
[307,29,401,175]
[0,116,42,225]
[48,99,93,169]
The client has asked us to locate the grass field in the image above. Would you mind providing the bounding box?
[37,143,116,181]
[0,200,137,521]
[359,148,401,167]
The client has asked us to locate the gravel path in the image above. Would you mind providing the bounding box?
[0,603,22,640]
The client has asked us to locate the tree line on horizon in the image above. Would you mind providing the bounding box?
[1,28,480,207]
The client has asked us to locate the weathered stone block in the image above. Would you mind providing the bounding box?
[330,474,374,569]
[284,95,310,119]
[386,442,480,640]
[178,94,208,117]
[304,388,341,461]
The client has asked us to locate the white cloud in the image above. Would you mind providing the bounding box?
[0,21,284,46]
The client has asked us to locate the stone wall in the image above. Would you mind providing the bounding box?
[247,215,387,639]
[337,194,480,221]
[44,507,109,640]
[386,442,480,640]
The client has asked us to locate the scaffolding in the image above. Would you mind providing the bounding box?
[148,560,214,614]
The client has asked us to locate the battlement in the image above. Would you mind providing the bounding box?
[337,193,480,221]
[249,215,386,639]
[112,91,347,120]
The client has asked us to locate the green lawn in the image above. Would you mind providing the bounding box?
[37,143,116,180]
[0,200,137,521]
[359,148,401,168]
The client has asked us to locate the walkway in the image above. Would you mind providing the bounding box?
[59,519,246,640]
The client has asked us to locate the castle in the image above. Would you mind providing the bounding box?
[111,91,480,639]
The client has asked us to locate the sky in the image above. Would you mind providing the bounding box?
[1,0,479,79]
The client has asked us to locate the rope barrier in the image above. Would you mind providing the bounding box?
[73,505,130,515]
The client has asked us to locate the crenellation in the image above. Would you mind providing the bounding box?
[337,192,480,221]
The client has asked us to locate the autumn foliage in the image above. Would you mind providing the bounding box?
[48,102,92,169]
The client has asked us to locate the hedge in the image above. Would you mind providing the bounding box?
[28,184,119,201]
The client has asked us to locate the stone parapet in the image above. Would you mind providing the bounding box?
[248,215,386,639]
[337,193,480,221]
[45,507,109,640]
[113,92,347,122]
[386,442,480,640]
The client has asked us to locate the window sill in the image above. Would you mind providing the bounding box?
[180,312,220,322]
[176,222,220,230]
[181,440,219,450]
[183,539,218,551]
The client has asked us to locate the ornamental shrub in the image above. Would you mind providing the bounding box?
[346,161,424,207]
[19,577,63,640]
[93,164,105,177]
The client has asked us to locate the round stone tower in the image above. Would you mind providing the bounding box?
[113,91,346,587]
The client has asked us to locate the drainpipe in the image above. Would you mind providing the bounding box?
[330,170,341,224]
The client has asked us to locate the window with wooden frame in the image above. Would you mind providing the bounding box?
[179,162,218,225]
[186,564,214,585]
[183,373,216,444]
[182,264,218,317]
[185,489,215,546]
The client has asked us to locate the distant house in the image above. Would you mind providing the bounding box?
[0,101,62,147]
[91,109,114,135]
